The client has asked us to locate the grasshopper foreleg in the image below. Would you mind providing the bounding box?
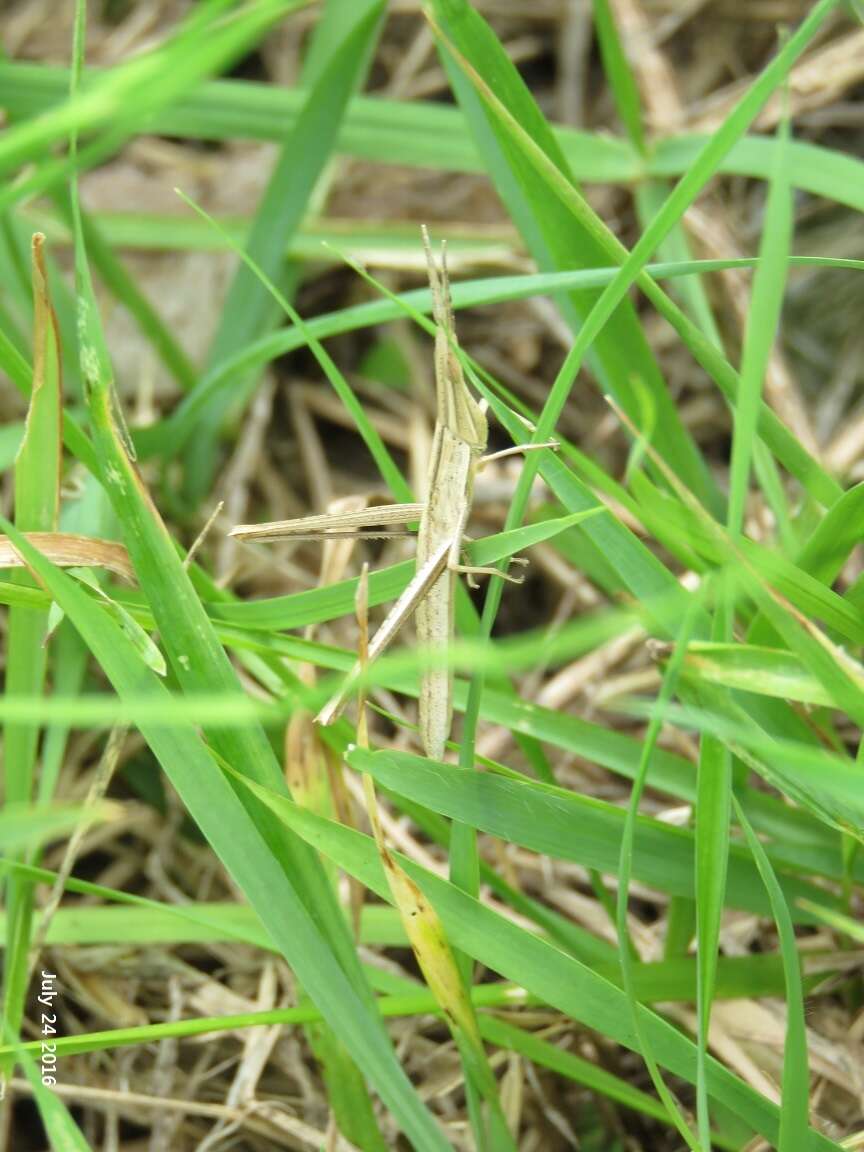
[315,537,452,729]
[477,440,558,470]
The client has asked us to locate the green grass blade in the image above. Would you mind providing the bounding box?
[616,596,701,1149]
[220,772,843,1152]
[734,797,810,1152]
[749,481,864,645]
[72,201,197,392]
[623,695,864,838]
[728,108,792,538]
[679,643,840,708]
[797,900,864,944]
[695,607,732,1148]
[466,508,605,565]
[0,2,307,181]
[0,328,96,472]
[343,747,831,919]
[0,804,113,855]
[148,255,863,461]
[5,64,864,218]
[592,0,646,154]
[16,1042,94,1152]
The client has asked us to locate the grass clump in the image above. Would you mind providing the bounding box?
[1,2,864,1150]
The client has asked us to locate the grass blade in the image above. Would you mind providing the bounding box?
[734,797,810,1152]
[342,747,831,919]
[147,255,862,461]
[16,1044,94,1152]
[0,2,308,181]
[616,591,701,1148]
[694,622,732,1148]
[219,770,843,1152]
[0,805,114,855]
[728,108,792,538]
[4,64,864,220]
[2,233,63,1061]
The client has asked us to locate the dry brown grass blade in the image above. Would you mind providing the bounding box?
[0,532,135,582]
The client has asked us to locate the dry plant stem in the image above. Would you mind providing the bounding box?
[148,975,184,1152]
[216,375,276,577]
[8,1078,361,1152]
[292,380,413,452]
[688,26,864,133]
[184,500,224,571]
[291,384,335,511]
[286,513,369,940]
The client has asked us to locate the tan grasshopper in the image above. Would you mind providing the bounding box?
[231,228,547,758]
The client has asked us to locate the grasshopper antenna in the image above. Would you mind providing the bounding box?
[421,224,449,333]
[439,238,456,334]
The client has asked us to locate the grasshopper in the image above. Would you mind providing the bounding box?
[231,228,547,758]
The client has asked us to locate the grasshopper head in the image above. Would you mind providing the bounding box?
[422,226,488,452]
